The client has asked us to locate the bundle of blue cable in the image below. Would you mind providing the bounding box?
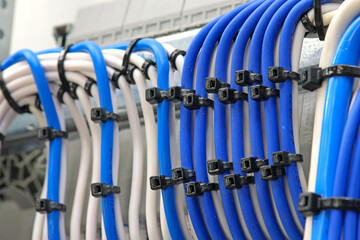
[194,1,258,239]
[2,49,63,240]
[343,92,360,240]
[231,0,291,239]
[317,15,360,240]
[260,0,303,239]
[215,0,269,239]
[180,17,220,239]
[104,39,184,239]
[260,0,313,238]
[279,0,321,227]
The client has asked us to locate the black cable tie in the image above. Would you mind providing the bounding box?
[250,85,279,102]
[56,86,66,104]
[35,94,42,111]
[205,77,229,93]
[110,70,121,89]
[149,175,175,190]
[302,64,360,91]
[235,70,262,86]
[58,44,73,95]
[91,183,121,197]
[183,93,214,110]
[218,87,248,104]
[301,13,317,33]
[167,86,195,103]
[185,182,219,197]
[207,159,233,175]
[141,59,156,80]
[84,78,96,97]
[169,49,186,70]
[91,107,121,123]
[0,70,29,114]
[69,82,78,99]
[272,151,303,167]
[0,132,4,142]
[224,174,255,190]
[122,38,142,84]
[172,168,196,184]
[38,127,68,141]
[125,64,137,85]
[57,83,78,104]
[36,199,66,213]
[145,87,168,104]
[241,157,268,173]
[299,192,360,217]
[268,66,301,83]
[314,0,325,40]
[260,165,285,181]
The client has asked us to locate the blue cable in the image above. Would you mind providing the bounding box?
[231,0,289,239]
[68,41,118,240]
[36,48,62,54]
[344,124,360,240]
[180,17,221,239]
[215,0,268,239]
[344,96,360,240]
[194,1,258,239]
[260,0,304,238]
[104,39,185,239]
[323,16,360,240]
[279,0,322,227]
[2,49,63,240]
[311,6,360,240]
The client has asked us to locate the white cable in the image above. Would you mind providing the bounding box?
[30,105,49,240]
[115,73,144,240]
[61,91,92,240]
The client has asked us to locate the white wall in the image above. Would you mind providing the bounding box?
[10,0,113,53]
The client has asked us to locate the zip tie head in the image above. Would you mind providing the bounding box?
[224,174,255,190]
[235,70,262,86]
[183,93,213,110]
[91,108,121,123]
[205,77,229,93]
[207,159,233,175]
[260,165,285,181]
[185,182,219,197]
[218,87,248,104]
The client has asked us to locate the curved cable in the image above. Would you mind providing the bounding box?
[180,17,221,240]
[260,0,306,238]
[69,41,120,240]
[104,39,184,239]
[194,1,258,238]
[322,15,360,240]
[2,49,64,240]
[215,0,269,239]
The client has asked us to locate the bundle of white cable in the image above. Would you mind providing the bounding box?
[102,49,163,239]
[0,41,200,239]
[0,55,113,238]
[0,47,179,236]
